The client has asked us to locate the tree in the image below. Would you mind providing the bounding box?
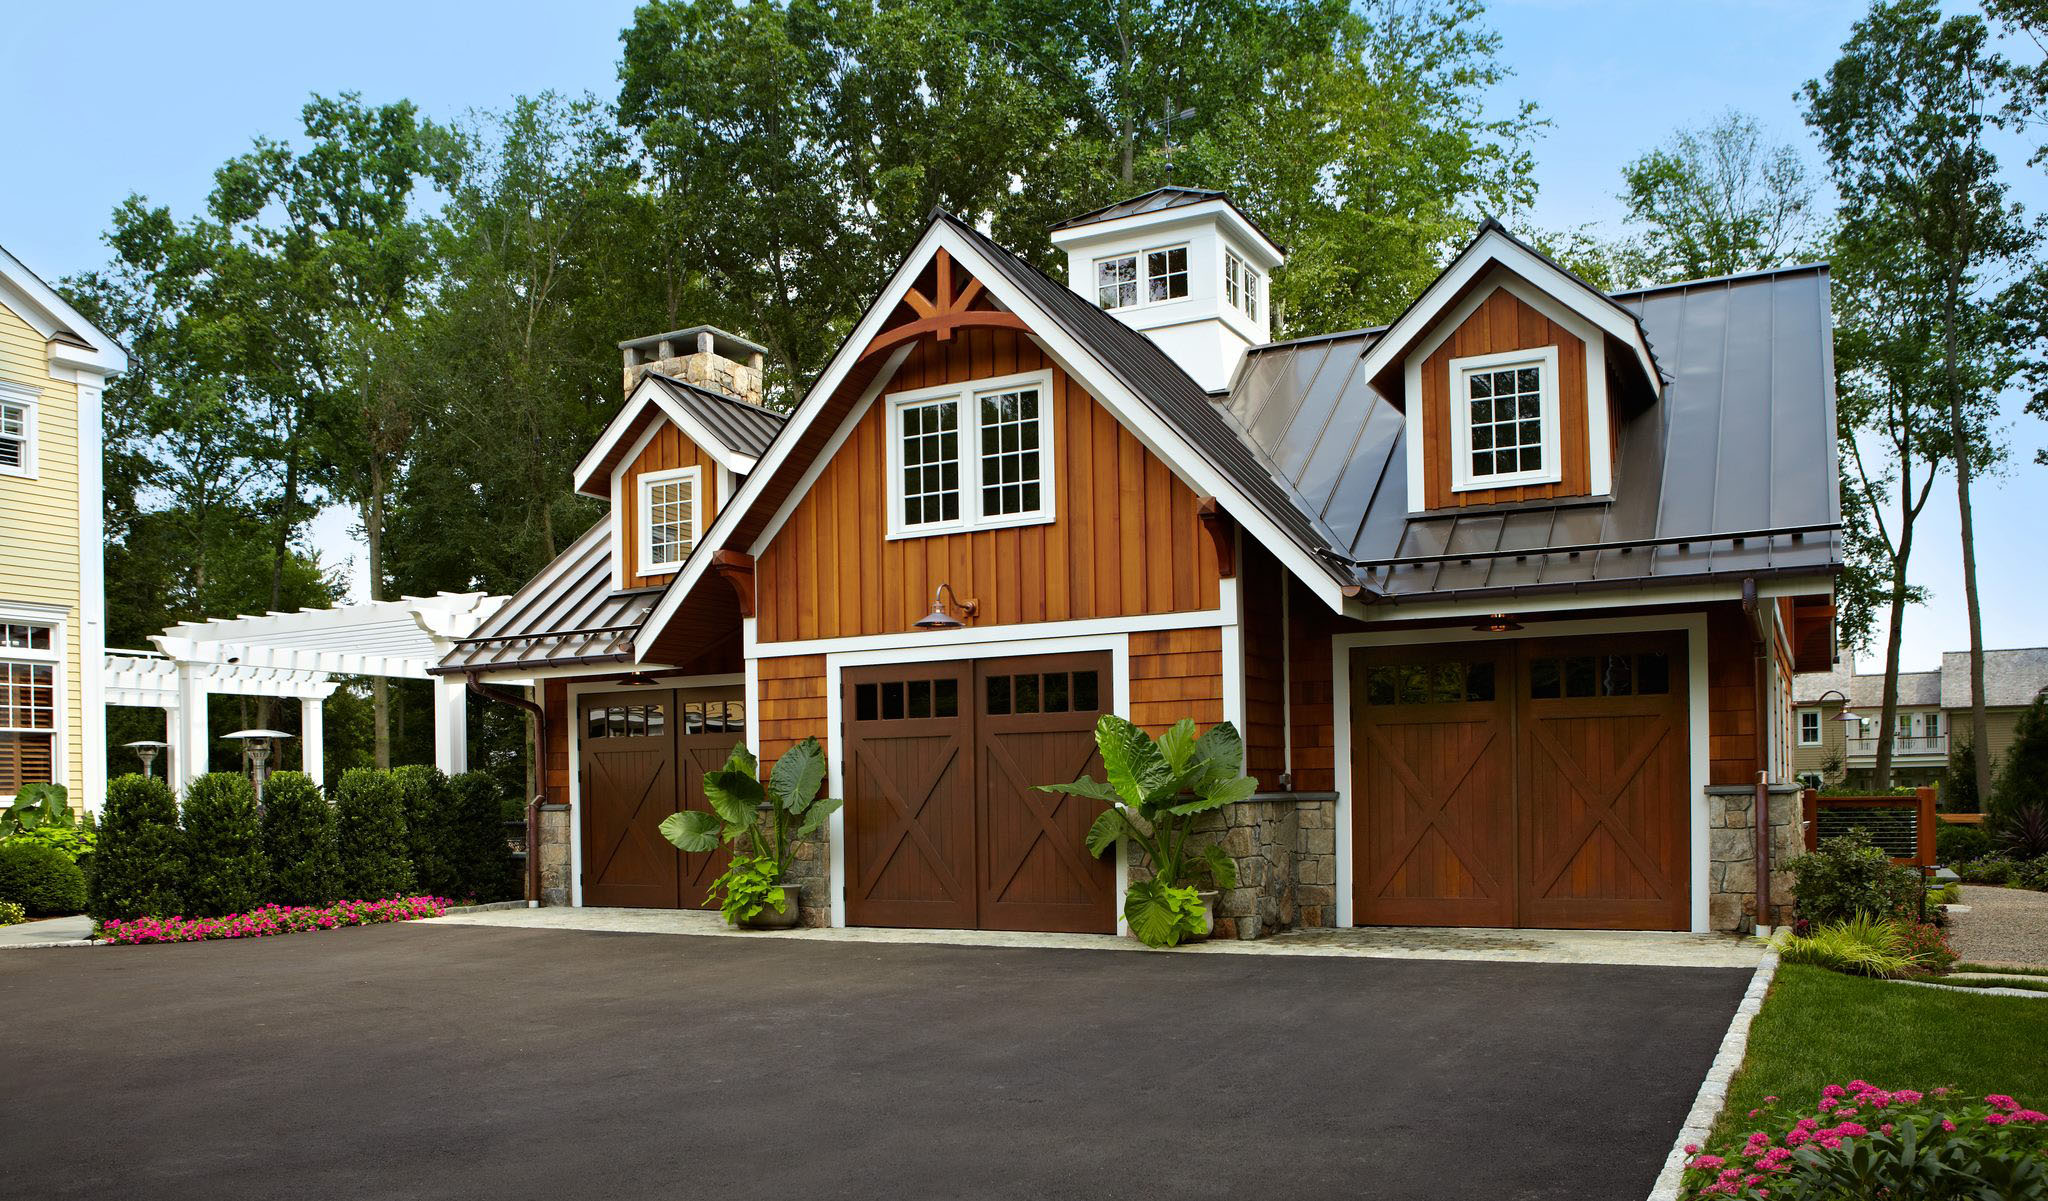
[1613,110,1817,287]
[1987,689,2048,856]
[1805,0,2040,801]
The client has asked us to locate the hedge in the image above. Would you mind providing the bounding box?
[0,842,87,916]
[259,771,340,907]
[182,773,269,917]
[333,768,416,900]
[393,765,455,898]
[89,774,186,922]
[447,771,519,902]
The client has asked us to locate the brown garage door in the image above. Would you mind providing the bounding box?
[580,688,742,909]
[844,654,1115,934]
[1351,633,1689,930]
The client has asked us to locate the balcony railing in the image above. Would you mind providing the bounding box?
[1845,735,1949,758]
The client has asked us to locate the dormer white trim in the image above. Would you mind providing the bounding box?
[0,243,126,381]
[572,375,761,497]
[1395,259,1626,513]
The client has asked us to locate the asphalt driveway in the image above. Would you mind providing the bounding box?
[2,924,1749,1200]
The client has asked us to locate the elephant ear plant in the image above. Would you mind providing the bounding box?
[1038,716,1258,948]
[659,738,840,926]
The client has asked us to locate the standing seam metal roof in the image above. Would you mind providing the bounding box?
[433,520,655,674]
[646,374,785,459]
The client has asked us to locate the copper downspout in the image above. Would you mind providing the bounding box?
[467,674,550,906]
[1741,579,1773,932]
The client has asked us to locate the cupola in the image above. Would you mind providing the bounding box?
[1049,187,1284,392]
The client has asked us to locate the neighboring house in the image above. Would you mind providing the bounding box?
[0,243,125,812]
[437,187,1840,936]
[1794,647,2048,792]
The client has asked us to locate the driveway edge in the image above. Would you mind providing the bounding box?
[1646,948,1779,1201]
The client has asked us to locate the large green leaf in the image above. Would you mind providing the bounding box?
[767,737,828,813]
[1084,807,1134,859]
[1168,774,1259,815]
[701,765,765,827]
[658,809,725,853]
[794,794,842,840]
[1201,842,1239,891]
[1123,878,1204,948]
[1095,715,1168,808]
[1155,718,1199,776]
[1190,721,1246,791]
[1034,774,1122,804]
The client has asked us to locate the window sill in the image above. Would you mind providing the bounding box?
[885,510,1055,542]
[1449,471,1562,494]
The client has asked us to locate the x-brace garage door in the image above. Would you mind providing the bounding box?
[842,653,1116,933]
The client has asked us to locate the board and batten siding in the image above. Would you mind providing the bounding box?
[1418,287,1596,510]
[754,330,1223,643]
[616,423,724,591]
[0,296,83,797]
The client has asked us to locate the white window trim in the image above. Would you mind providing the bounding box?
[0,603,65,805]
[1447,344,1563,493]
[0,380,40,480]
[885,368,1056,540]
[1092,243,1190,312]
[636,465,702,578]
[1225,248,1260,321]
[1797,708,1822,746]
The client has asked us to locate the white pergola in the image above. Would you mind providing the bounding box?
[113,593,509,792]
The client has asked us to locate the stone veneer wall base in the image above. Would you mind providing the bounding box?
[1706,784,1805,933]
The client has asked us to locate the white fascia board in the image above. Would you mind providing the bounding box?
[1050,199,1283,269]
[1365,230,1659,420]
[571,379,759,495]
[1338,573,1839,625]
[0,245,126,379]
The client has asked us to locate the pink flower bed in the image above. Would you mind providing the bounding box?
[98,896,451,945]
[1683,1080,2048,1197]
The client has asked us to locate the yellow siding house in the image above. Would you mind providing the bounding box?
[0,243,125,811]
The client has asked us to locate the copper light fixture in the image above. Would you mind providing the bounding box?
[914,583,979,630]
[1473,613,1522,633]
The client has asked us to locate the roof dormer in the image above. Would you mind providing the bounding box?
[1354,221,1662,513]
[1049,187,1284,392]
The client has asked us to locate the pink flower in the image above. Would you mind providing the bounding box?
[1690,1153,1725,1172]
[1986,1114,2010,1126]
[1987,1095,2020,1113]
[1895,1090,1922,1104]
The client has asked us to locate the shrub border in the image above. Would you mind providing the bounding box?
[1646,950,1781,1201]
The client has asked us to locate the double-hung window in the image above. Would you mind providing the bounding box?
[637,465,701,575]
[888,369,1054,537]
[0,383,36,477]
[1447,346,1562,492]
[1797,709,1821,746]
[1225,250,1260,321]
[1095,245,1190,311]
[0,620,56,797]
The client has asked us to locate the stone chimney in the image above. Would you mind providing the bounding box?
[620,325,768,406]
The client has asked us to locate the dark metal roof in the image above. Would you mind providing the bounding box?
[619,324,767,359]
[1225,263,1842,600]
[432,521,655,674]
[940,212,1356,587]
[646,374,785,459]
[1049,186,1226,231]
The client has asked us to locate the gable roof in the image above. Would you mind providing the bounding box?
[572,373,786,497]
[0,241,126,378]
[1225,262,1842,602]
[432,519,655,675]
[1942,648,2048,709]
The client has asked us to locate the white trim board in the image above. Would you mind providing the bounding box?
[1339,575,1837,626]
[819,632,1135,932]
[1329,613,1712,933]
[744,606,1229,660]
[573,376,762,495]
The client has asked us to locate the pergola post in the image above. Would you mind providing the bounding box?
[299,696,325,790]
[172,660,209,794]
[432,676,468,776]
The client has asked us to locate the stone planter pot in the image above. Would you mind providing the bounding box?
[1185,890,1220,943]
[738,884,803,930]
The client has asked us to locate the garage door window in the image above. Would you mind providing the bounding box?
[986,668,1097,715]
[854,676,960,722]
[1363,660,1495,706]
[587,703,667,739]
[1528,652,1669,699]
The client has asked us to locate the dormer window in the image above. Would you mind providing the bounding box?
[888,369,1055,537]
[1095,245,1189,311]
[1449,346,1561,492]
[638,465,700,575]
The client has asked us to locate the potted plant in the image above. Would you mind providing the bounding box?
[1037,716,1257,948]
[658,738,839,929]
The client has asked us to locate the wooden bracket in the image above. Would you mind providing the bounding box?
[859,248,1025,362]
[1196,498,1236,579]
[710,549,756,618]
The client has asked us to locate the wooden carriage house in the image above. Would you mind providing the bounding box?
[433,188,1840,938]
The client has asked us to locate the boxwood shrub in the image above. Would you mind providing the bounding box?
[392,765,455,898]
[89,774,186,922]
[447,771,518,902]
[333,768,416,900]
[0,842,88,916]
[259,771,339,907]
[182,772,268,917]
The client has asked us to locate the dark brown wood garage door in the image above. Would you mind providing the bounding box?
[1350,633,1689,930]
[580,688,741,909]
[844,654,1115,933]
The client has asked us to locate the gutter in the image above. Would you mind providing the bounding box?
[467,674,551,908]
[1741,578,1774,934]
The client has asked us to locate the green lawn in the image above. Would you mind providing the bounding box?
[1711,964,2048,1142]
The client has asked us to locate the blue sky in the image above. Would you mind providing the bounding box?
[3,0,2038,672]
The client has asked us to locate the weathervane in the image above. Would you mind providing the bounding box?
[1148,98,1197,184]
